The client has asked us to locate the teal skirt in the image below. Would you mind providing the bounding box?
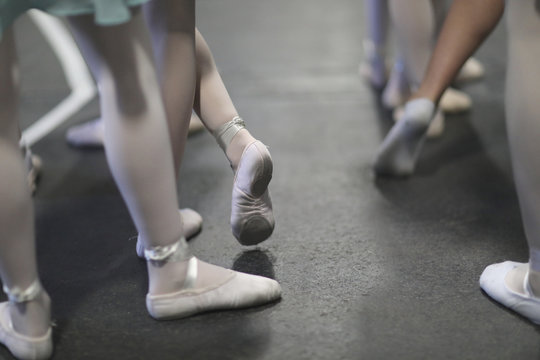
[0,0,148,36]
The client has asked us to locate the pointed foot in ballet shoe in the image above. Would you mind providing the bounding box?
[136,208,203,258]
[455,57,485,83]
[439,88,472,114]
[65,118,105,148]
[480,261,540,325]
[374,99,434,177]
[231,141,275,245]
[146,258,282,320]
[0,303,53,360]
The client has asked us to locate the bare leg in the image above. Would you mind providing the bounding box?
[374,0,503,176]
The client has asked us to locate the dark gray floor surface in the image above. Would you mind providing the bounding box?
[3,1,539,359]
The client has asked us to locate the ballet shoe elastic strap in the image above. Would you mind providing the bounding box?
[3,280,41,303]
[213,116,245,152]
[144,237,192,263]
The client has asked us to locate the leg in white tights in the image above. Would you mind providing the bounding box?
[0,26,51,337]
[480,2,540,323]
[192,29,275,245]
[361,0,389,89]
[68,7,280,316]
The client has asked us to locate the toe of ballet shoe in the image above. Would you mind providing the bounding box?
[480,261,540,325]
[233,213,275,246]
[136,208,203,258]
[146,270,281,320]
[0,303,53,360]
[231,189,275,245]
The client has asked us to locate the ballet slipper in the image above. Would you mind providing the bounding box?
[144,239,281,320]
[374,98,435,177]
[0,282,52,360]
[439,88,472,114]
[136,208,202,258]
[66,117,104,148]
[480,261,540,325]
[393,106,445,139]
[455,57,485,83]
[214,117,275,245]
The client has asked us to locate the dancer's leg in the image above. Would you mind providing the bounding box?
[191,29,275,245]
[374,0,503,176]
[0,27,51,341]
[493,1,540,297]
[192,29,256,169]
[68,9,280,315]
[479,2,540,324]
[361,0,389,88]
[143,0,195,176]
[388,0,470,113]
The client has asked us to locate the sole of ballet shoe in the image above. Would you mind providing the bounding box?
[480,261,540,325]
[136,208,203,258]
[231,141,275,245]
[0,303,53,360]
[146,259,282,320]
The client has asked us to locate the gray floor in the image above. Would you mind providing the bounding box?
[3,1,539,359]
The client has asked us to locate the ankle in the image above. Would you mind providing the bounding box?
[9,291,51,337]
[148,259,190,295]
[226,129,256,171]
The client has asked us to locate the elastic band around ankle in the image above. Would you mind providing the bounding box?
[144,237,192,263]
[3,280,41,303]
[213,116,245,152]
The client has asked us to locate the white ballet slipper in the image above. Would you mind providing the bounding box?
[0,282,52,360]
[0,303,52,360]
[146,257,282,320]
[393,106,444,139]
[66,118,104,148]
[480,261,540,325]
[231,141,275,245]
[439,88,472,114]
[136,208,203,258]
[455,57,485,83]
